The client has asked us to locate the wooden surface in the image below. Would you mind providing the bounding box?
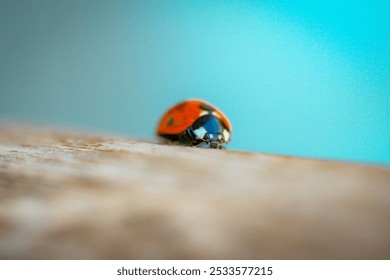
[0,123,389,259]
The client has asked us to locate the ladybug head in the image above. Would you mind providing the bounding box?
[203,132,225,149]
[189,114,230,149]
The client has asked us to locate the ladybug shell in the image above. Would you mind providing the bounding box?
[156,99,231,136]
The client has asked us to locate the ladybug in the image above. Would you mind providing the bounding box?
[156,99,232,149]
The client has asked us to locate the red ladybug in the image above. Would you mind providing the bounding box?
[156,99,232,149]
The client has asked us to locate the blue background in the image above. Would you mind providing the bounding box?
[1,0,389,164]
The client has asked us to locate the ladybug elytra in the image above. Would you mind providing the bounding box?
[156,99,232,149]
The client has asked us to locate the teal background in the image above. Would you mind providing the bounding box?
[1,0,389,164]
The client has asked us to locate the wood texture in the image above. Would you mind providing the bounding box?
[0,123,389,259]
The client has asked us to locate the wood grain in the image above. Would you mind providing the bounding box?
[0,123,389,259]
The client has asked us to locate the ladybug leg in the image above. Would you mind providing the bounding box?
[158,129,196,146]
[209,142,223,149]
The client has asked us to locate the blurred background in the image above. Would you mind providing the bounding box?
[0,0,389,164]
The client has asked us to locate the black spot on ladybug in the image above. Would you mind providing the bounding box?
[167,117,174,126]
[199,103,215,112]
